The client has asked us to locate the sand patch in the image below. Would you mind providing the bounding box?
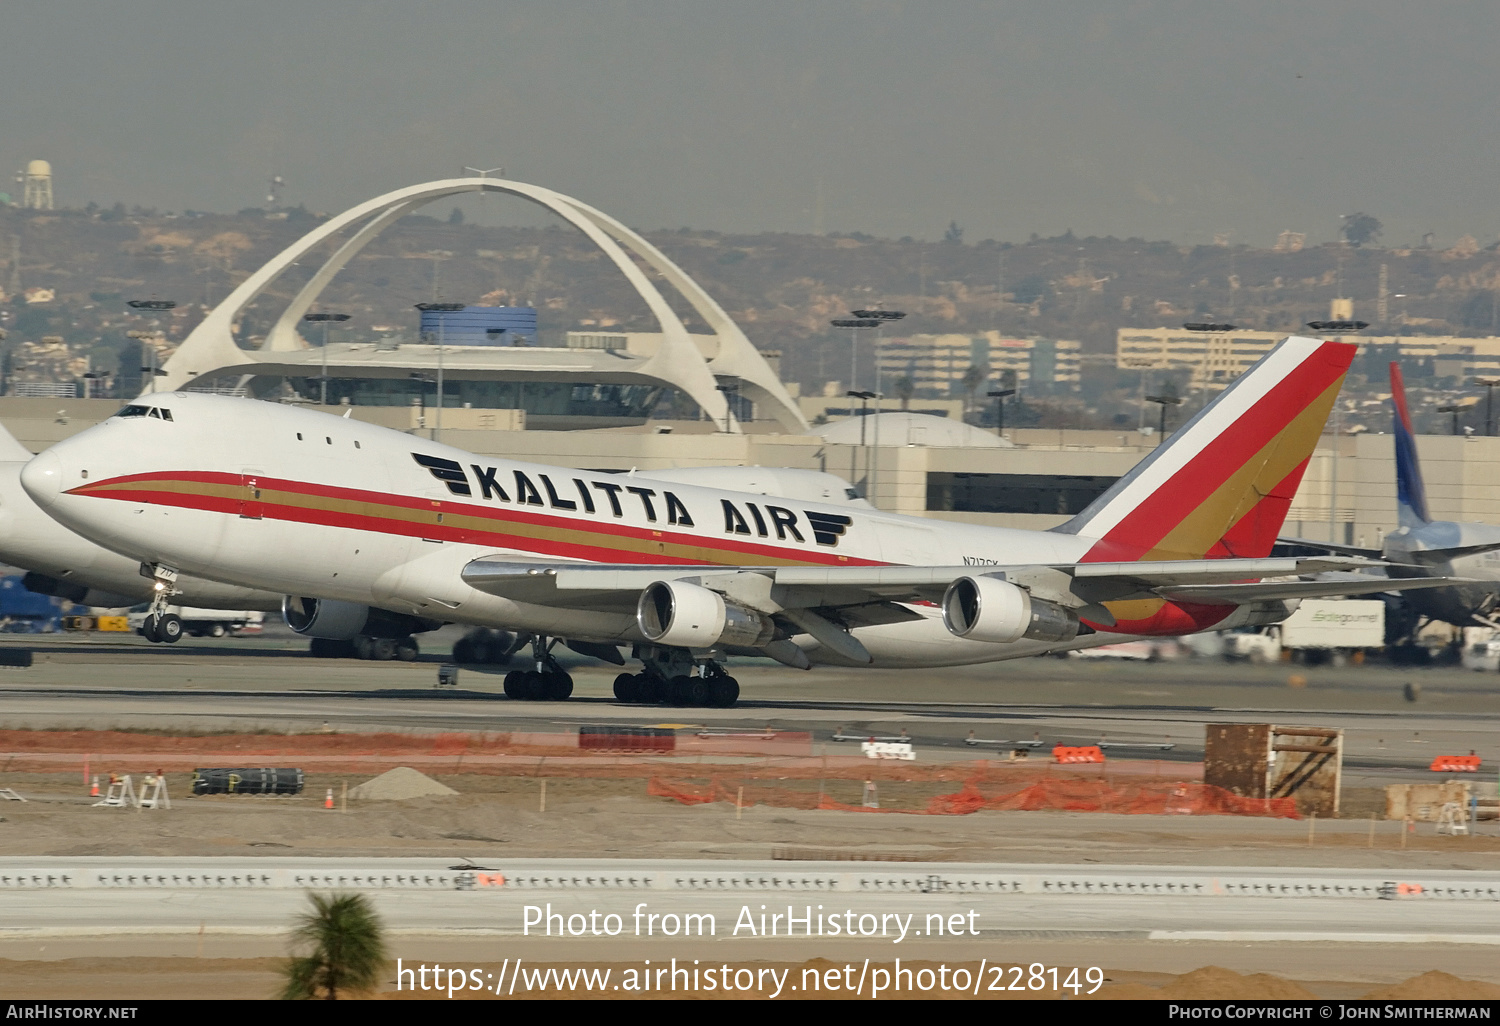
[349,767,458,801]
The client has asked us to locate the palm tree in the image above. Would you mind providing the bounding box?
[894,376,915,411]
[280,892,388,1000]
[959,364,987,417]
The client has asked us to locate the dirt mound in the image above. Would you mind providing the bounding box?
[1091,966,1317,1000]
[1363,971,1500,1000]
[348,767,458,801]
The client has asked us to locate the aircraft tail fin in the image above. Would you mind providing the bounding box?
[0,421,35,463]
[1055,335,1354,561]
[1389,362,1431,528]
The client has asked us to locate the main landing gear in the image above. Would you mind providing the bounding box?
[503,635,574,702]
[613,647,739,708]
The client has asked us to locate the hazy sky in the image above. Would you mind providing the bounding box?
[4,2,1498,246]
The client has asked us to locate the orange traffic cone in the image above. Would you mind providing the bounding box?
[90,776,99,798]
[324,788,334,809]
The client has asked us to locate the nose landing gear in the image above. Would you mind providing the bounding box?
[138,564,183,645]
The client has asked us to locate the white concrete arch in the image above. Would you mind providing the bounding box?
[549,196,807,432]
[158,178,808,432]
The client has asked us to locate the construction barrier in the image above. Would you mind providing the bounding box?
[1053,745,1106,764]
[578,725,675,754]
[1430,755,1482,773]
[648,771,1298,818]
[191,768,304,795]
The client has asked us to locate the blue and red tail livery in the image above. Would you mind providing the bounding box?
[1389,362,1431,528]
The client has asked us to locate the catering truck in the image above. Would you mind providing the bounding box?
[1222,599,1385,666]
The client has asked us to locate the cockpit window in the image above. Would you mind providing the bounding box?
[115,405,172,421]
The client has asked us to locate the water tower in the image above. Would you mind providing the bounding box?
[21,161,53,210]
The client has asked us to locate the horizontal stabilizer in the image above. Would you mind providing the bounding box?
[1402,541,1500,566]
[1275,536,1383,560]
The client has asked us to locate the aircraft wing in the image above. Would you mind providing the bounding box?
[460,554,1398,614]
[1157,574,1472,605]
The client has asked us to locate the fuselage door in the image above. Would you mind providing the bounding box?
[240,468,266,520]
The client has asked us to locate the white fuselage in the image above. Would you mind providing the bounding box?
[21,395,1194,667]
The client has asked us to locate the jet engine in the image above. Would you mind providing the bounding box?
[636,580,775,649]
[282,596,439,640]
[941,575,1080,644]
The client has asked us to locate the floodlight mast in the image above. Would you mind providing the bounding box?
[127,299,176,389]
[986,388,1017,435]
[1144,393,1183,443]
[831,318,881,393]
[415,302,464,432]
[715,378,741,434]
[303,312,351,405]
[1305,318,1367,543]
[851,309,906,397]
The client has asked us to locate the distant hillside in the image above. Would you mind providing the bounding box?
[2,204,1497,398]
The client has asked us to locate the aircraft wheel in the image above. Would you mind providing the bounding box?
[395,637,419,662]
[452,637,474,663]
[157,614,184,644]
[707,675,739,708]
[140,613,162,643]
[352,635,374,660]
[613,672,638,703]
[503,670,524,699]
[636,673,666,705]
[542,670,573,701]
[369,637,397,661]
[668,674,705,707]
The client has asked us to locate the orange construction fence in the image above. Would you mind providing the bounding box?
[647,771,1298,818]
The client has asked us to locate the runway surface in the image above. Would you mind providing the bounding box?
[1,631,1498,784]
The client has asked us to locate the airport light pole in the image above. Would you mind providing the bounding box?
[987,388,1017,436]
[1144,393,1183,444]
[416,302,464,432]
[715,379,741,434]
[852,309,906,399]
[847,389,876,496]
[303,312,350,405]
[409,372,435,430]
[127,299,176,393]
[1307,319,1368,543]
[831,318,881,392]
[1437,402,1466,437]
[1475,377,1500,436]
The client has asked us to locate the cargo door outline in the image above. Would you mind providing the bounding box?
[240,467,267,519]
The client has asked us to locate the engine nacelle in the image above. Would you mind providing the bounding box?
[636,580,774,649]
[941,575,1080,644]
[283,596,440,640]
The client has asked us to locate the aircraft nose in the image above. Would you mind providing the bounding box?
[20,450,62,509]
